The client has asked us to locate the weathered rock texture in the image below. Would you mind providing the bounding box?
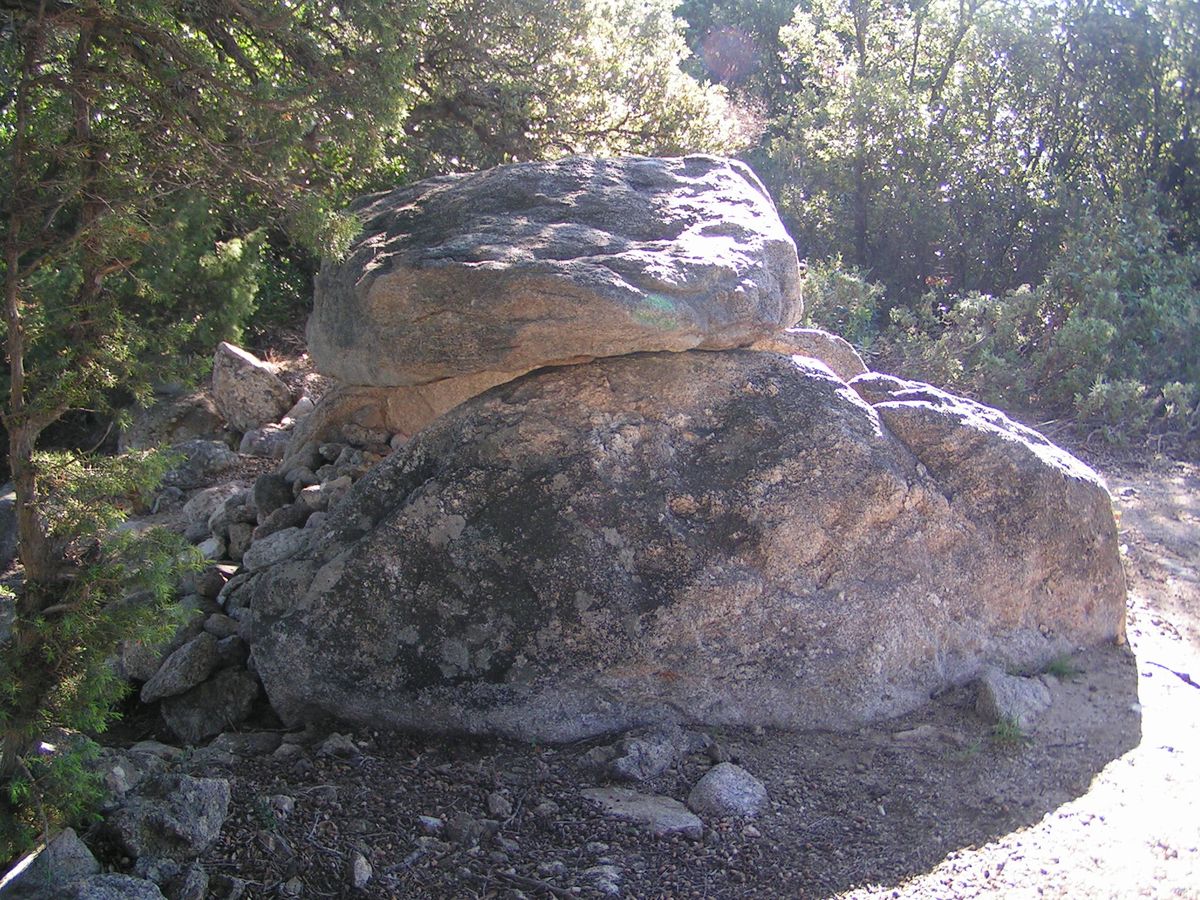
[308,155,803,387]
[241,351,1125,742]
[750,327,868,382]
[210,342,292,433]
[278,374,513,471]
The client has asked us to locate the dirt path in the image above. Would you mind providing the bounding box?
[852,459,1200,899]
[183,459,1200,899]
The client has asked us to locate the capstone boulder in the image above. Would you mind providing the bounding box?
[307,155,803,387]
[243,351,1125,742]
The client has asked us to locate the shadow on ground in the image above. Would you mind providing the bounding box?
[195,644,1139,899]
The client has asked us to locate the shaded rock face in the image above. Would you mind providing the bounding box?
[245,351,1125,742]
[308,155,803,387]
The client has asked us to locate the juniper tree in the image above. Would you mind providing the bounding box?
[0,0,416,853]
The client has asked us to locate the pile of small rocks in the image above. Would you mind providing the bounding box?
[114,341,405,747]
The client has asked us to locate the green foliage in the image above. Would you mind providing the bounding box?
[0,452,201,863]
[678,0,1198,449]
[111,198,267,357]
[990,717,1032,748]
[800,258,883,350]
[0,2,419,862]
[390,0,743,184]
[862,194,1200,444]
[0,733,103,865]
[1043,655,1084,680]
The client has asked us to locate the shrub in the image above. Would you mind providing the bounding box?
[0,451,200,864]
[801,257,885,350]
[866,192,1200,447]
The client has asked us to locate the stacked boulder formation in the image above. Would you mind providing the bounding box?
[214,154,1125,743]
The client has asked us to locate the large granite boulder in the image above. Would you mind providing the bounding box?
[308,155,803,387]
[242,351,1125,742]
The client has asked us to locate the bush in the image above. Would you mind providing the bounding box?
[0,451,200,864]
[801,258,885,350]
[866,193,1200,447]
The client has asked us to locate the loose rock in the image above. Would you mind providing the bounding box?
[210,342,292,433]
[686,763,768,818]
[308,155,803,387]
[104,774,230,861]
[581,787,703,839]
[160,667,260,745]
[249,351,1125,741]
[750,326,869,382]
[975,666,1053,730]
[140,634,218,704]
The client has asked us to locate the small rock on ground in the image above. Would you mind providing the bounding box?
[580,787,703,839]
[687,763,769,818]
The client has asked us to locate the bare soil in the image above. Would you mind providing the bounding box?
[121,454,1193,899]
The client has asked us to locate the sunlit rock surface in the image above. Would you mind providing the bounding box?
[307,155,803,386]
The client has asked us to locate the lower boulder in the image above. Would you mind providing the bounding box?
[243,351,1125,742]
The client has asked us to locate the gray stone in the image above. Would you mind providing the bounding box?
[582,865,623,896]
[238,425,291,459]
[308,155,803,388]
[58,874,166,899]
[750,327,869,382]
[194,537,224,561]
[181,486,242,537]
[349,852,372,890]
[189,565,234,601]
[247,352,1125,742]
[268,794,296,822]
[167,862,207,900]
[281,395,315,426]
[252,474,294,523]
[315,732,359,759]
[240,527,307,572]
[608,726,709,782]
[252,503,311,543]
[207,493,255,540]
[92,747,169,806]
[0,828,100,898]
[486,792,513,818]
[140,633,218,703]
[211,342,292,433]
[216,572,252,609]
[226,522,254,562]
[686,763,768,818]
[163,441,238,490]
[206,731,282,756]
[160,667,260,745]
[581,787,703,839]
[213,635,249,669]
[129,741,185,762]
[120,391,224,453]
[208,874,247,900]
[975,666,1053,730]
[117,638,169,684]
[295,485,326,512]
[203,614,240,640]
[105,774,230,861]
[417,815,444,834]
